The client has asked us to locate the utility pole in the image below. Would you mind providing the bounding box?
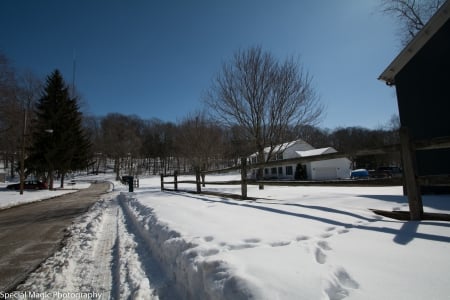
[19,108,27,195]
[72,49,76,97]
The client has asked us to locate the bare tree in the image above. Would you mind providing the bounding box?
[0,53,20,178]
[16,71,42,193]
[295,125,330,148]
[205,46,323,184]
[176,111,224,173]
[83,115,104,174]
[380,0,445,45]
[141,119,177,175]
[100,113,143,180]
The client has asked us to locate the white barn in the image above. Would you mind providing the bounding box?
[248,139,352,180]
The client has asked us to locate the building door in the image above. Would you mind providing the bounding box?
[314,167,337,180]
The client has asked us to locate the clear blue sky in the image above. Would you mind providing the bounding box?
[1,0,401,129]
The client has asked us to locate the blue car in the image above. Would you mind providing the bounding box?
[350,169,369,179]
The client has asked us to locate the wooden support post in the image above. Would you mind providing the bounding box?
[201,173,206,187]
[160,173,164,191]
[174,170,178,191]
[257,167,264,190]
[399,127,423,220]
[241,157,248,200]
[196,168,201,193]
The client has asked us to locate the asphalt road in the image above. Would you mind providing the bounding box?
[0,182,110,292]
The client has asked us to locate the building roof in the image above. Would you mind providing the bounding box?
[295,147,337,157]
[249,139,314,157]
[270,140,300,153]
[378,0,450,85]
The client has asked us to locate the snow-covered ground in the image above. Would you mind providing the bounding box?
[0,181,91,210]
[5,174,450,299]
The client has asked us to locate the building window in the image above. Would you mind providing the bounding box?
[276,152,283,160]
[265,168,269,175]
[271,167,277,174]
[286,166,293,175]
[278,167,283,175]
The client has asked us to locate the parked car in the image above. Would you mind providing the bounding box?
[7,180,48,190]
[369,166,403,178]
[350,169,369,179]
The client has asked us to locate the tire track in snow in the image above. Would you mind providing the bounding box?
[114,201,156,299]
[76,199,117,298]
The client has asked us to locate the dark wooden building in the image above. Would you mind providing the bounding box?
[379,0,450,219]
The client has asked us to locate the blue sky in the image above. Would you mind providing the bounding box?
[1,0,401,129]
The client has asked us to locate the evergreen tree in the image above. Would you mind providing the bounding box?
[26,70,91,188]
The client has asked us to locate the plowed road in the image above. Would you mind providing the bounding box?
[0,182,110,292]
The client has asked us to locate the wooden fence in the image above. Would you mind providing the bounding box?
[160,133,450,220]
[161,158,250,199]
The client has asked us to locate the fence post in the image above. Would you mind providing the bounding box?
[160,173,164,191]
[399,127,423,220]
[241,157,248,200]
[201,172,206,187]
[196,168,201,193]
[174,170,178,191]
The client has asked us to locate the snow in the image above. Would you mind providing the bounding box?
[4,174,450,299]
[295,147,336,157]
[0,181,91,210]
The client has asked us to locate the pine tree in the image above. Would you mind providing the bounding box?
[26,70,91,188]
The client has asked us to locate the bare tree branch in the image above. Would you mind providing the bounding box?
[379,0,445,45]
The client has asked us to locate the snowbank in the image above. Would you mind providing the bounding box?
[120,193,262,299]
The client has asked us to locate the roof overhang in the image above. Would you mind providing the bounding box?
[378,0,450,85]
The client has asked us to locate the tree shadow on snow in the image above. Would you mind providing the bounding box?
[359,194,450,212]
[165,191,450,245]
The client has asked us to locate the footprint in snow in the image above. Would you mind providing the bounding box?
[319,226,338,239]
[200,248,220,257]
[227,243,258,251]
[203,236,214,242]
[270,241,291,247]
[334,267,359,289]
[243,238,261,243]
[337,228,349,234]
[314,247,327,264]
[320,232,333,239]
[317,240,332,251]
[295,235,310,242]
[314,240,332,264]
[324,267,359,300]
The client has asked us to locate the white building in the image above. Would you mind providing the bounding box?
[248,139,352,180]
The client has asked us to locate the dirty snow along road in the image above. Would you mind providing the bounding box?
[0,182,109,293]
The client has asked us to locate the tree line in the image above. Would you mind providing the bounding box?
[83,112,400,179]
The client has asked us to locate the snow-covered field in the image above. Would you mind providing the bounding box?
[4,174,450,299]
